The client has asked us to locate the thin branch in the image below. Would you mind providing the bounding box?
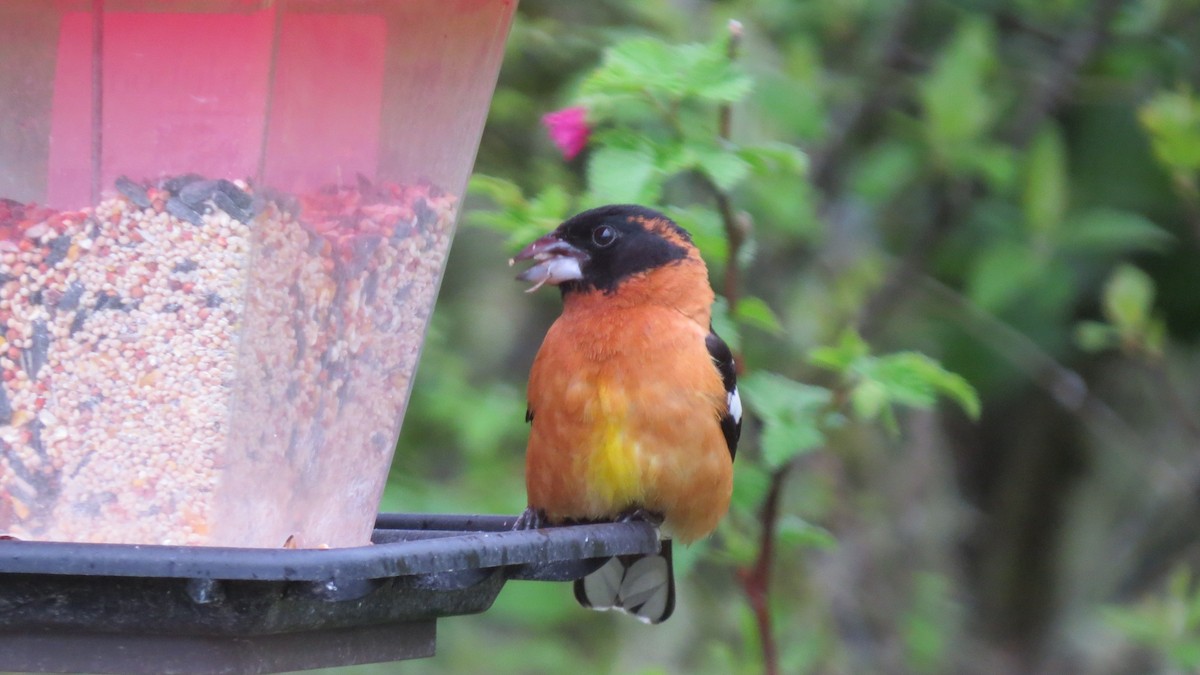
[736,466,789,675]
[712,187,747,314]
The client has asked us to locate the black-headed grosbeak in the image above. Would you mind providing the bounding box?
[510,204,740,623]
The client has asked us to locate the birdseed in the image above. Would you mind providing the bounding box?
[0,176,455,547]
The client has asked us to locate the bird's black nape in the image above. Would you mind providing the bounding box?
[553,205,692,294]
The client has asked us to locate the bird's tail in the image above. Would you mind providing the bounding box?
[573,539,675,624]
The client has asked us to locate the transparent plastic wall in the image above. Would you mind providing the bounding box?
[0,0,516,547]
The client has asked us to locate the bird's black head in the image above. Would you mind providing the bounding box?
[510,204,693,294]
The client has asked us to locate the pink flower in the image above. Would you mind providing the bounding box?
[541,106,591,160]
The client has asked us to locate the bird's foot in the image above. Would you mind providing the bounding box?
[512,506,548,531]
[617,507,665,528]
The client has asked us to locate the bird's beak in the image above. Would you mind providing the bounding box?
[509,233,588,293]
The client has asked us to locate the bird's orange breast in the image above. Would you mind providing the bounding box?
[524,286,733,543]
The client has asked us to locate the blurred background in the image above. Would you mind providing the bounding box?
[332,0,1200,673]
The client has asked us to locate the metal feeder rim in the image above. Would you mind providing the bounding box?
[0,513,660,582]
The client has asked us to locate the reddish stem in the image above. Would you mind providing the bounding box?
[737,465,789,675]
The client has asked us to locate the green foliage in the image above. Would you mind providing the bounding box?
[466,176,571,251]
[1139,88,1200,172]
[1104,264,1156,337]
[919,19,1009,181]
[850,140,922,205]
[1075,263,1166,357]
[1058,208,1174,254]
[738,141,809,176]
[1023,125,1069,242]
[775,514,837,551]
[1105,565,1200,670]
[586,143,660,203]
[902,573,956,672]
[734,296,784,335]
[810,330,980,433]
[966,241,1047,313]
[580,33,802,207]
[580,36,752,115]
[740,371,832,469]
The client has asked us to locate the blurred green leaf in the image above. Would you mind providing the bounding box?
[812,332,981,422]
[920,19,997,166]
[808,329,870,373]
[866,352,982,420]
[966,142,1019,191]
[1139,88,1200,171]
[468,174,525,210]
[1114,0,1170,36]
[661,139,757,192]
[1103,264,1155,336]
[580,36,751,107]
[696,145,752,191]
[851,141,921,204]
[1059,208,1173,253]
[966,242,1043,312]
[776,515,836,551]
[667,204,728,264]
[903,573,953,672]
[1105,565,1200,670]
[466,177,571,249]
[1074,320,1119,353]
[711,296,742,353]
[1105,605,1163,644]
[530,184,572,224]
[1171,643,1200,670]
[1023,124,1069,239]
[587,145,658,203]
[740,371,832,469]
[851,378,888,421]
[738,141,809,176]
[734,296,784,335]
[731,462,771,514]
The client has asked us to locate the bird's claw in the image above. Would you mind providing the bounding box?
[513,506,548,531]
[617,508,665,528]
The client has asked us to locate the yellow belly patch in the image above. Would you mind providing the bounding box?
[585,384,641,511]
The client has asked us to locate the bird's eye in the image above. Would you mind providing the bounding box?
[592,225,617,247]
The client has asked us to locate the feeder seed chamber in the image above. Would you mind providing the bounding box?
[0,2,659,673]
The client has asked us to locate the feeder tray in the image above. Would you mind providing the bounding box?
[0,513,660,675]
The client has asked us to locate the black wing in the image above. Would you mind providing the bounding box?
[705,330,741,461]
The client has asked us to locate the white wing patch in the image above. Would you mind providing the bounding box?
[727,386,742,425]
